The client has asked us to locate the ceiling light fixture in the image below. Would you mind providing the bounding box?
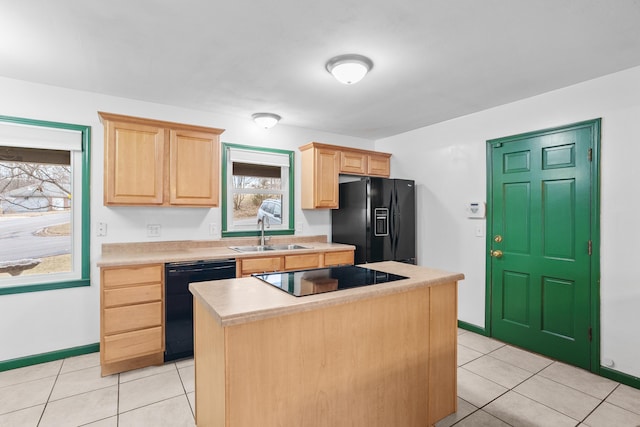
[252,112,281,129]
[325,54,374,85]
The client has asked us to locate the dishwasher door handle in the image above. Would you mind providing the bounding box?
[167,265,235,275]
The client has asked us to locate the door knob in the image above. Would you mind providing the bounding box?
[490,250,503,258]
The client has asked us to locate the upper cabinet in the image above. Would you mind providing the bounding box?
[300,144,340,209]
[299,142,391,209]
[99,112,224,207]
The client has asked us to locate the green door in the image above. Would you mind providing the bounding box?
[487,120,600,370]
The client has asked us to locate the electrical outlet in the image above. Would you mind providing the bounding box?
[97,222,107,237]
[475,225,484,237]
[209,223,218,236]
[147,224,161,237]
[296,222,304,233]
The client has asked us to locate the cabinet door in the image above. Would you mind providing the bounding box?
[169,129,220,206]
[340,151,367,175]
[314,148,340,208]
[104,121,165,205]
[367,153,390,177]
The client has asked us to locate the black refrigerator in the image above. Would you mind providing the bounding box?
[331,177,416,265]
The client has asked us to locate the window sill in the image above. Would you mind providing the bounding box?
[222,229,295,239]
[0,278,90,296]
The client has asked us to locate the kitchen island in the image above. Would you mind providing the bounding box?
[189,261,464,427]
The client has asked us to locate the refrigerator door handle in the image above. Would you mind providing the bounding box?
[394,191,400,258]
[389,190,396,258]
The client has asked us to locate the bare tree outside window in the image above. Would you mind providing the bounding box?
[0,148,72,278]
[223,144,293,235]
[232,169,282,225]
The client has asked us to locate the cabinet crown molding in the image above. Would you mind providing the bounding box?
[299,141,391,158]
[98,112,225,135]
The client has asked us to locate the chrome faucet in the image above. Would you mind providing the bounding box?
[259,219,270,246]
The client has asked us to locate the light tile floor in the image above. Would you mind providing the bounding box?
[438,329,640,427]
[0,330,638,426]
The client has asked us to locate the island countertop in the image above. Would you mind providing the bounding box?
[189,261,464,327]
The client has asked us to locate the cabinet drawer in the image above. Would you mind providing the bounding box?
[284,253,320,271]
[103,284,162,308]
[104,301,162,335]
[324,250,355,267]
[240,256,283,275]
[103,326,163,363]
[103,265,162,288]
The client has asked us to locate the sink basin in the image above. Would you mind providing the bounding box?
[229,245,274,252]
[229,244,310,253]
[267,244,310,251]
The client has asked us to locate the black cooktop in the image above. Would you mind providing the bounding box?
[253,265,408,297]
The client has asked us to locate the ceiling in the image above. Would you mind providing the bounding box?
[2,1,640,139]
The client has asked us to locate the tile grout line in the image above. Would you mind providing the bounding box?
[535,363,620,402]
[470,359,604,426]
[578,382,622,424]
[175,362,196,418]
[467,364,538,427]
[116,372,120,427]
[37,358,64,427]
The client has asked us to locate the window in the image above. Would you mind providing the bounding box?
[0,115,90,295]
[221,143,294,237]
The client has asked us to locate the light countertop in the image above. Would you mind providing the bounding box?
[97,235,354,267]
[190,261,464,327]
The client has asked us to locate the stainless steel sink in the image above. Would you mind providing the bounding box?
[229,244,310,253]
[229,245,274,252]
[267,244,310,251]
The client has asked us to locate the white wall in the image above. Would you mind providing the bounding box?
[0,76,374,362]
[377,65,640,379]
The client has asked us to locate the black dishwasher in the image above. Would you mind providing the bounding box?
[164,259,236,361]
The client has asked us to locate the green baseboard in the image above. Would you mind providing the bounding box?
[0,343,99,372]
[457,320,487,336]
[600,366,640,390]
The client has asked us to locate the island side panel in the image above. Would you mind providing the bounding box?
[428,281,458,424]
[194,299,226,427]
[224,287,431,427]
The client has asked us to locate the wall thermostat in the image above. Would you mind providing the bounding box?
[466,202,486,219]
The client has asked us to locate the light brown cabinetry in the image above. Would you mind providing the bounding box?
[300,142,391,209]
[340,150,367,175]
[193,279,458,427]
[236,249,354,277]
[99,112,224,207]
[367,152,391,176]
[300,144,340,209]
[323,250,354,266]
[100,264,164,376]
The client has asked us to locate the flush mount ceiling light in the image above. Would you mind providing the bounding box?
[252,112,281,129]
[325,54,374,85]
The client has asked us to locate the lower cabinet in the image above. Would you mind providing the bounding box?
[100,264,164,376]
[237,249,354,277]
[99,249,354,375]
